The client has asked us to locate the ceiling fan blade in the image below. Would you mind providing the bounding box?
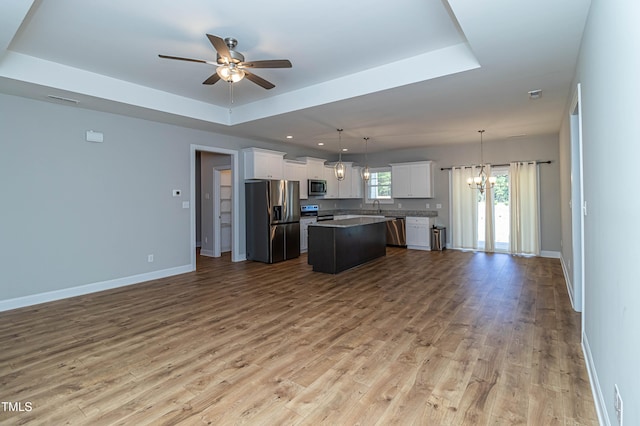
[244,71,275,90]
[203,73,221,85]
[240,59,292,69]
[206,34,231,60]
[158,54,210,64]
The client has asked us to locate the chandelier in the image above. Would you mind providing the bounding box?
[362,137,371,182]
[334,129,346,181]
[467,130,496,194]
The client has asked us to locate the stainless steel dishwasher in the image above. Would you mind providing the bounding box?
[385,217,406,247]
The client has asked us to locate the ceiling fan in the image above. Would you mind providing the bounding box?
[159,34,292,90]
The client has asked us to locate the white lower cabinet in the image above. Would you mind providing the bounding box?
[300,217,317,252]
[406,216,434,250]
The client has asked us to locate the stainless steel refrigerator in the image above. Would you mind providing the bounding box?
[245,179,300,263]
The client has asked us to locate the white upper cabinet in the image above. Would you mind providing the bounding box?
[337,162,353,199]
[323,165,339,199]
[351,166,363,199]
[243,148,286,180]
[390,161,434,198]
[284,159,308,199]
[325,162,363,199]
[297,157,326,180]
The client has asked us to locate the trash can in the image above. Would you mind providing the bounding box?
[431,226,446,251]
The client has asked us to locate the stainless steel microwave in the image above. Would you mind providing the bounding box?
[308,179,327,196]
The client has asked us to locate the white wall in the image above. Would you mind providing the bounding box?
[565,0,640,424]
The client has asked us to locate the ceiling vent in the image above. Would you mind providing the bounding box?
[528,89,542,100]
[47,95,79,104]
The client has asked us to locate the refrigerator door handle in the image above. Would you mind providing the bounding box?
[273,205,282,221]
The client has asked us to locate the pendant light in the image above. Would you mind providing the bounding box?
[362,137,371,182]
[467,130,497,194]
[334,128,346,181]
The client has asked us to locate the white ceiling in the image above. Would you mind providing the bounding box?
[0,0,591,154]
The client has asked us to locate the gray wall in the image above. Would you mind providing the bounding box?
[563,0,640,424]
[0,92,333,303]
[336,134,562,252]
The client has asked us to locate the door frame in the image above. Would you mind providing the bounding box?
[213,168,222,258]
[569,83,585,319]
[190,144,242,270]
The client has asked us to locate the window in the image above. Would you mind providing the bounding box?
[366,168,393,203]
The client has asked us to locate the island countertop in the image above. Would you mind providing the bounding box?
[310,216,392,228]
[308,217,388,274]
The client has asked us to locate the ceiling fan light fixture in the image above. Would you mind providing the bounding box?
[216,64,245,83]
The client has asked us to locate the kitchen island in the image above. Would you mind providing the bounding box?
[308,216,390,274]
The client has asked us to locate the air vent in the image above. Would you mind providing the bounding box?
[528,89,542,100]
[47,95,79,104]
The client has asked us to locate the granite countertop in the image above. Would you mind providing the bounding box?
[319,209,438,218]
[310,216,393,228]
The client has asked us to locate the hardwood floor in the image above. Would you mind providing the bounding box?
[0,248,598,425]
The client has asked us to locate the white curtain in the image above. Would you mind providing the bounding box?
[509,162,540,255]
[484,164,495,252]
[451,166,478,249]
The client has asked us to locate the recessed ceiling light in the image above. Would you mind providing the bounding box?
[286,135,293,139]
[342,148,348,152]
[317,142,324,146]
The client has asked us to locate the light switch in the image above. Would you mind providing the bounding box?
[182,201,190,209]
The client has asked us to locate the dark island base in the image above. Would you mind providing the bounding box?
[308,221,387,274]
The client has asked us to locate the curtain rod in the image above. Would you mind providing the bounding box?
[439,160,552,171]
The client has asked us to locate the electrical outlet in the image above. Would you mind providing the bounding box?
[398,203,402,209]
[147,254,154,263]
[436,203,442,209]
[614,384,623,425]
[425,203,430,209]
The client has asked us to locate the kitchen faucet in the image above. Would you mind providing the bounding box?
[373,199,381,214]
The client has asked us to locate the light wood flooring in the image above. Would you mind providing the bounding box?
[0,248,598,425]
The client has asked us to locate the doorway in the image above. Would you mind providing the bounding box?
[478,167,510,252]
[213,168,232,257]
[190,144,241,270]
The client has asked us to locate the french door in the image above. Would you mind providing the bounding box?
[478,167,510,252]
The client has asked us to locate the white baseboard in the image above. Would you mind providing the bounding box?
[540,250,561,258]
[583,332,609,426]
[560,255,578,311]
[0,264,193,313]
[407,245,431,251]
[200,249,215,257]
